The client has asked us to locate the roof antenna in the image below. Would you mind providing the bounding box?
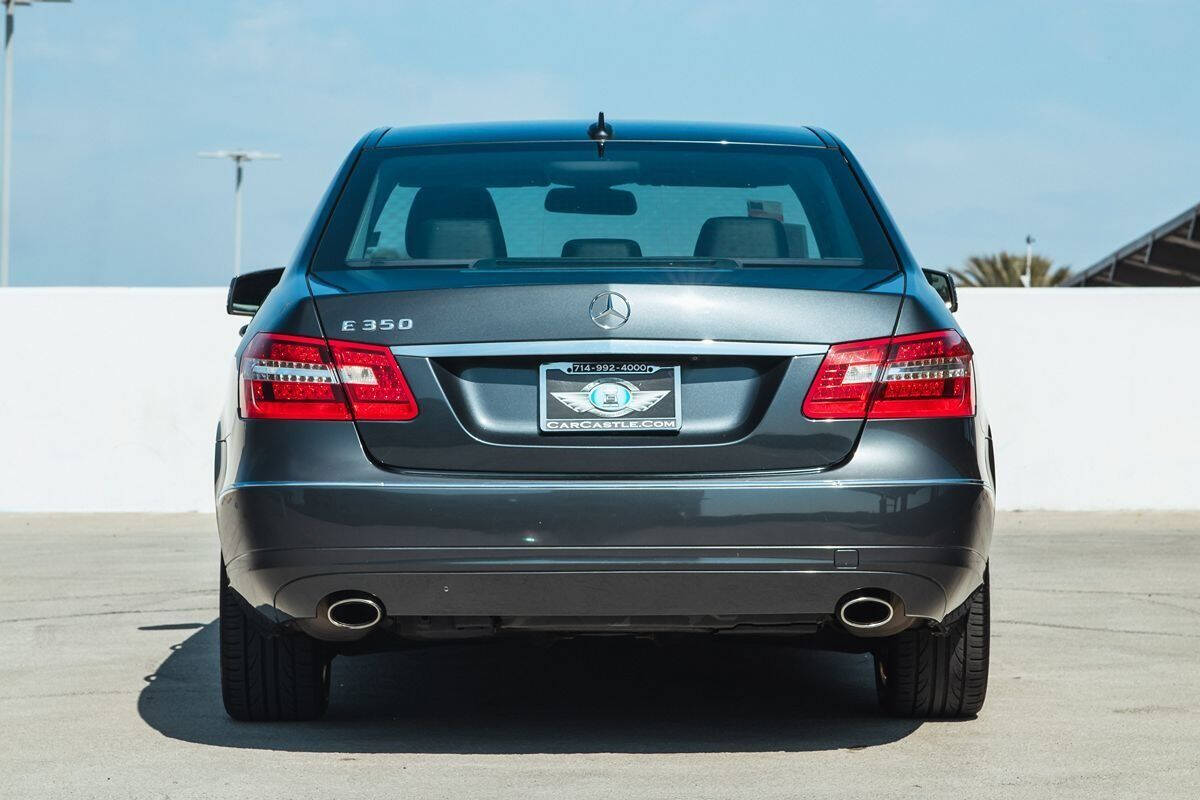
[587,111,612,157]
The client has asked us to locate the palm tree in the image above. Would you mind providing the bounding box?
[950,251,1071,287]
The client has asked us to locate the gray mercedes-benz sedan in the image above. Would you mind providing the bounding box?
[216,118,994,721]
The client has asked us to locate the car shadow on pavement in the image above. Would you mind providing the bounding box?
[138,620,922,754]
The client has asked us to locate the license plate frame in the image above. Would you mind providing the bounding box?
[538,361,682,433]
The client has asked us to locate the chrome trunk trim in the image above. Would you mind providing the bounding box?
[390,339,829,358]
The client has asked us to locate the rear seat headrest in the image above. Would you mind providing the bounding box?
[693,216,788,259]
[405,187,507,259]
[561,238,643,258]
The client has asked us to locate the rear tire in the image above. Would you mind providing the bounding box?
[219,564,331,721]
[874,566,990,718]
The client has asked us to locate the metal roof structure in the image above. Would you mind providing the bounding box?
[1066,202,1200,286]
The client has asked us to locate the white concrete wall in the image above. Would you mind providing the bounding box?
[955,287,1200,510]
[1,287,1197,512]
[0,289,241,512]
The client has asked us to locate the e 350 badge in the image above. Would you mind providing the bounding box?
[340,318,413,332]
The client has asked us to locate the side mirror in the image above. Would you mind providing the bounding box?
[922,269,958,313]
[227,267,284,316]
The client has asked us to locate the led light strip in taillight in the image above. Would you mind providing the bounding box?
[802,329,974,420]
[239,332,418,421]
[243,359,337,383]
[882,356,969,382]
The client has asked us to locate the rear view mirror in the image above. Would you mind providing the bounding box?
[227,267,284,316]
[922,269,958,313]
[544,187,637,215]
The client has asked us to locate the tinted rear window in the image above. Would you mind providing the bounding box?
[312,142,896,270]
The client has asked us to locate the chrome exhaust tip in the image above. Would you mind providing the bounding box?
[838,595,895,630]
[326,596,384,630]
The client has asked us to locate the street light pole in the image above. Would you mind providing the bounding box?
[1,2,14,288]
[198,150,280,276]
[233,156,244,275]
[0,0,70,288]
[1023,234,1035,288]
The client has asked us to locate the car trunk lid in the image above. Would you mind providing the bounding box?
[310,265,903,474]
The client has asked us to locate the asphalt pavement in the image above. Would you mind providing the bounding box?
[2,512,1198,799]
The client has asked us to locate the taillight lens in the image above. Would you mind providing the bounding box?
[240,333,418,421]
[802,329,974,420]
[327,338,419,421]
[241,333,349,420]
[800,337,891,419]
[869,330,974,419]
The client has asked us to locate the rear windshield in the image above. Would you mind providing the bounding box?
[312,142,897,270]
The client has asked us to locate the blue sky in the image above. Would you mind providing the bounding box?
[8,0,1199,285]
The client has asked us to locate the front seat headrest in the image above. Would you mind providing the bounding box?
[561,238,643,258]
[405,187,507,259]
[693,216,788,259]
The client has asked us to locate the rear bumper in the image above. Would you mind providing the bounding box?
[217,475,992,626]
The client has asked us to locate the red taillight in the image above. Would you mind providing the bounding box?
[799,337,891,419]
[240,333,349,420]
[240,333,418,421]
[327,338,419,421]
[802,329,974,420]
[869,330,974,419]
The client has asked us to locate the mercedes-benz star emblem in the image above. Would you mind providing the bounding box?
[589,291,630,330]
